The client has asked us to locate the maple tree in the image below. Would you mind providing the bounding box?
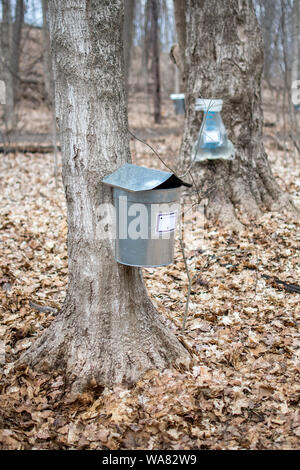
[0,0,299,452]
[18,0,189,395]
[174,0,296,230]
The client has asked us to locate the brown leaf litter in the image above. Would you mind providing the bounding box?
[0,94,300,449]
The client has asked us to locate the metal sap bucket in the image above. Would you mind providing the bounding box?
[170,93,185,115]
[102,163,191,267]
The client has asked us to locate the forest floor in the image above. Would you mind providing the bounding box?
[0,91,300,450]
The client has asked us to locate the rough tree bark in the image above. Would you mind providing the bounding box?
[42,0,58,186]
[292,0,299,86]
[0,0,13,130]
[169,44,185,92]
[20,0,189,396]
[10,0,23,102]
[172,0,187,88]
[0,0,24,131]
[174,0,295,230]
[150,0,161,123]
[123,0,136,93]
[257,0,278,90]
[42,0,55,105]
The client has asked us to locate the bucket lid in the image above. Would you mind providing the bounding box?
[195,98,223,112]
[102,163,191,192]
[170,93,185,100]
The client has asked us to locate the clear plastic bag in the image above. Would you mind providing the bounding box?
[192,99,235,162]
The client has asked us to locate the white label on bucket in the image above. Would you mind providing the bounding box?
[156,211,177,233]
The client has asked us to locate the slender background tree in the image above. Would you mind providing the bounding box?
[0,0,24,131]
[123,0,136,94]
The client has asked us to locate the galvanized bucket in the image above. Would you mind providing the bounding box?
[102,164,191,267]
[170,93,185,115]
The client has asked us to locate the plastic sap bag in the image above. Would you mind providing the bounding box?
[192,99,235,162]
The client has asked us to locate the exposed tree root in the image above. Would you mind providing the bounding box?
[19,272,190,399]
[195,150,298,232]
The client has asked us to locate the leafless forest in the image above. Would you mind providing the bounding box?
[0,0,300,451]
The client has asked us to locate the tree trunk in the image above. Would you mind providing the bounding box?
[42,0,55,105]
[175,0,295,230]
[281,0,299,148]
[170,44,185,92]
[150,0,161,123]
[173,0,187,88]
[292,0,299,87]
[142,0,151,90]
[291,0,299,138]
[1,0,13,130]
[20,0,189,397]
[42,0,58,185]
[123,0,136,94]
[0,0,23,131]
[256,0,278,89]
[174,64,180,93]
[10,0,23,102]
